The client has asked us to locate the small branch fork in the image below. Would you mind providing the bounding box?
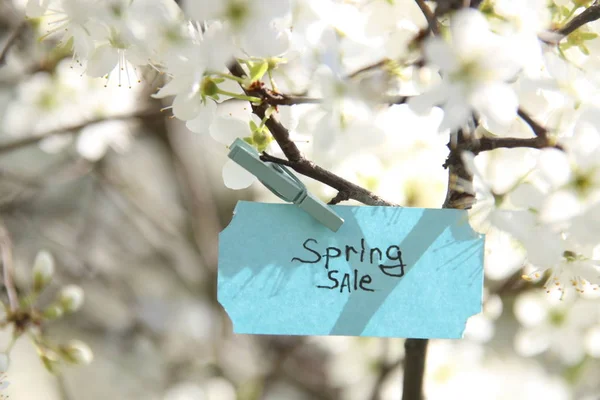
[556,0,600,36]
[415,0,440,35]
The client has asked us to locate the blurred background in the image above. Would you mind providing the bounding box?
[0,1,600,399]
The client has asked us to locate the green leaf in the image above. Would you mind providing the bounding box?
[252,127,273,152]
[579,32,598,40]
[43,304,64,320]
[560,42,576,51]
[249,60,269,82]
[249,120,258,132]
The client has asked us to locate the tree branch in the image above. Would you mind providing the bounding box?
[260,152,294,168]
[263,93,408,106]
[517,108,547,139]
[556,1,600,36]
[415,0,440,35]
[475,136,554,153]
[402,339,428,400]
[0,109,163,155]
[230,61,395,206]
[327,191,350,205]
[261,151,394,206]
[472,110,560,154]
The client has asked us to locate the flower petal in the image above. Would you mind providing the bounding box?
[186,100,218,134]
[514,327,550,357]
[86,45,118,78]
[26,0,49,17]
[471,82,518,131]
[539,190,582,223]
[439,86,471,132]
[408,82,451,115]
[509,183,544,210]
[537,148,572,188]
[450,9,491,58]
[222,159,255,190]
[172,92,203,121]
[423,39,458,72]
[209,116,250,145]
[152,76,193,99]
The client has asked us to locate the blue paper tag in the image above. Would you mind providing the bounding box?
[218,201,484,338]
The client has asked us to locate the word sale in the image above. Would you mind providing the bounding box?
[291,238,406,293]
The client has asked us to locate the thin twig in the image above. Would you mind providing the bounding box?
[0,108,163,155]
[0,21,26,66]
[260,152,295,167]
[261,93,409,106]
[259,90,322,106]
[415,0,440,35]
[517,108,548,139]
[475,136,555,153]
[470,110,559,154]
[328,191,350,205]
[0,221,18,313]
[438,110,559,157]
[556,1,600,36]
[389,95,410,105]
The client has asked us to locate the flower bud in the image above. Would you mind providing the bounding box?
[58,285,84,313]
[42,304,64,320]
[60,340,93,365]
[201,77,219,97]
[32,250,54,293]
[39,351,60,374]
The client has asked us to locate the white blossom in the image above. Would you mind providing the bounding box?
[59,285,85,313]
[410,9,522,132]
[184,0,291,57]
